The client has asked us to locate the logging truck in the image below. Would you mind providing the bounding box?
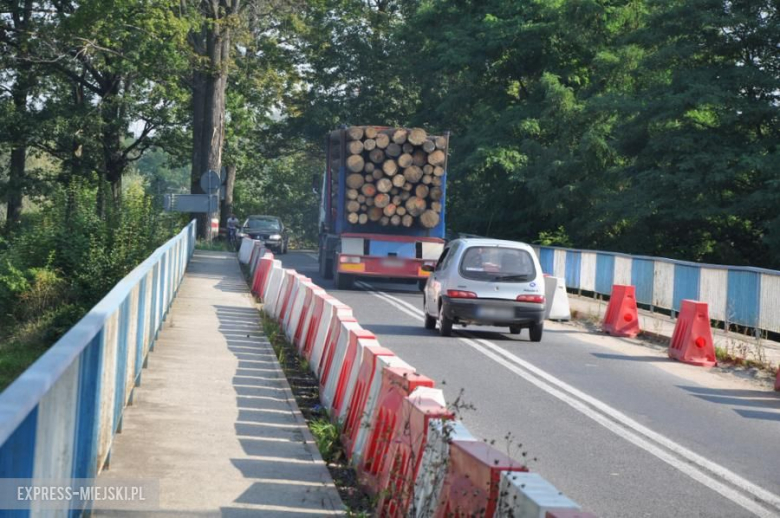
[317,126,449,290]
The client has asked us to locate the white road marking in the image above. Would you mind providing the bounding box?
[355,281,780,517]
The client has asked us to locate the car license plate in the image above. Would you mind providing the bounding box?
[476,306,514,320]
[381,259,406,268]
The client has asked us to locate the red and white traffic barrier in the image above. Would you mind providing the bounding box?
[497,472,581,517]
[358,367,434,494]
[253,253,275,297]
[261,261,284,316]
[293,283,326,352]
[309,298,351,375]
[255,261,593,518]
[375,387,451,517]
[435,441,527,517]
[283,274,311,341]
[238,237,255,264]
[411,420,476,518]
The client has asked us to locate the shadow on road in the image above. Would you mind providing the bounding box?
[591,352,672,363]
[677,385,780,422]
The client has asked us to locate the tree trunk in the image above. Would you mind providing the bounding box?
[4,0,34,234]
[190,0,237,239]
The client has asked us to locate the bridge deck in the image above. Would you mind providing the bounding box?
[95,251,344,517]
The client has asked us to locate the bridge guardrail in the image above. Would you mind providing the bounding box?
[0,220,196,513]
[532,245,780,336]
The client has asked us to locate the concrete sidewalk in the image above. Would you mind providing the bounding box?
[96,251,344,517]
[568,293,780,369]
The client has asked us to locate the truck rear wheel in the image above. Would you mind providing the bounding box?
[335,270,354,290]
[320,252,333,280]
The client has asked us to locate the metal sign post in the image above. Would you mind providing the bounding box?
[200,170,221,241]
[164,170,223,242]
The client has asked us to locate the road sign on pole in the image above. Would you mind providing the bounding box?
[164,194,219,213]
[200,170,221,194]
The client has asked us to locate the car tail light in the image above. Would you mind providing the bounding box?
[447,290,478,299]
[517,295,545,303]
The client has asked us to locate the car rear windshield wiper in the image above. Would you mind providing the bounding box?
[492,274,531,281]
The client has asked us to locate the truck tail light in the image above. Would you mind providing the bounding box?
[517,295,545,303]
[447,290,478,299]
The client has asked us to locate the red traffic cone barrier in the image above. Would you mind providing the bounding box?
[669,300,717,367]
[602,285,640,338]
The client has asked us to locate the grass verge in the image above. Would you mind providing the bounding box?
[260,313,374,516]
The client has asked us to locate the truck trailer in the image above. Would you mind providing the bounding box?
[318,126,449,289]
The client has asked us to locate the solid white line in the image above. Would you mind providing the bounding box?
[358,282,780,517]
[468,335,780,512]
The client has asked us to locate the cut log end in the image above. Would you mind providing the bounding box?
[420,210,440,229]
[386,143,402,158]
[348,140,364,155]
[375,133,390,149]
[347,126,364,141]
[376,178,393,194]
[392,129,408,145]
[374,193,391,208]
[427,149,446,166]
[369,149,385,164]
[403,165,423,184]
[368,207,383,222]
[405,196,427,217]
[398,153,413,168]
[383,159,399,176]
[408,128,427,146]
[346,174,365,190]
[347,154,365,173]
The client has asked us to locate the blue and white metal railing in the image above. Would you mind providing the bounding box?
[533,245,780,335]
[0,220,196,514]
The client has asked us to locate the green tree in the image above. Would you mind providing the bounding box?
[613,0,780,265]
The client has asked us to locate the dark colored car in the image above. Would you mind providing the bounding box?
[239,215,289,254]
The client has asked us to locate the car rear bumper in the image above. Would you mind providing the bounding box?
[442,297,544,326]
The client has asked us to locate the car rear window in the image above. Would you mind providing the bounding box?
[459,246,536,282]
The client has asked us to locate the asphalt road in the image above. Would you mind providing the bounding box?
[279,251,780,518]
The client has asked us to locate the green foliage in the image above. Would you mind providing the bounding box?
[233,146,321,248]
[286,0,779,268]
[309,417,343,463]
[0,180,178,388]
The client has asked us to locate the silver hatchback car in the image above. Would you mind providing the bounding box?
[421,238,546,340]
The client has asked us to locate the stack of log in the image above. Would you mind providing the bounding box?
[339,126,447,229]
